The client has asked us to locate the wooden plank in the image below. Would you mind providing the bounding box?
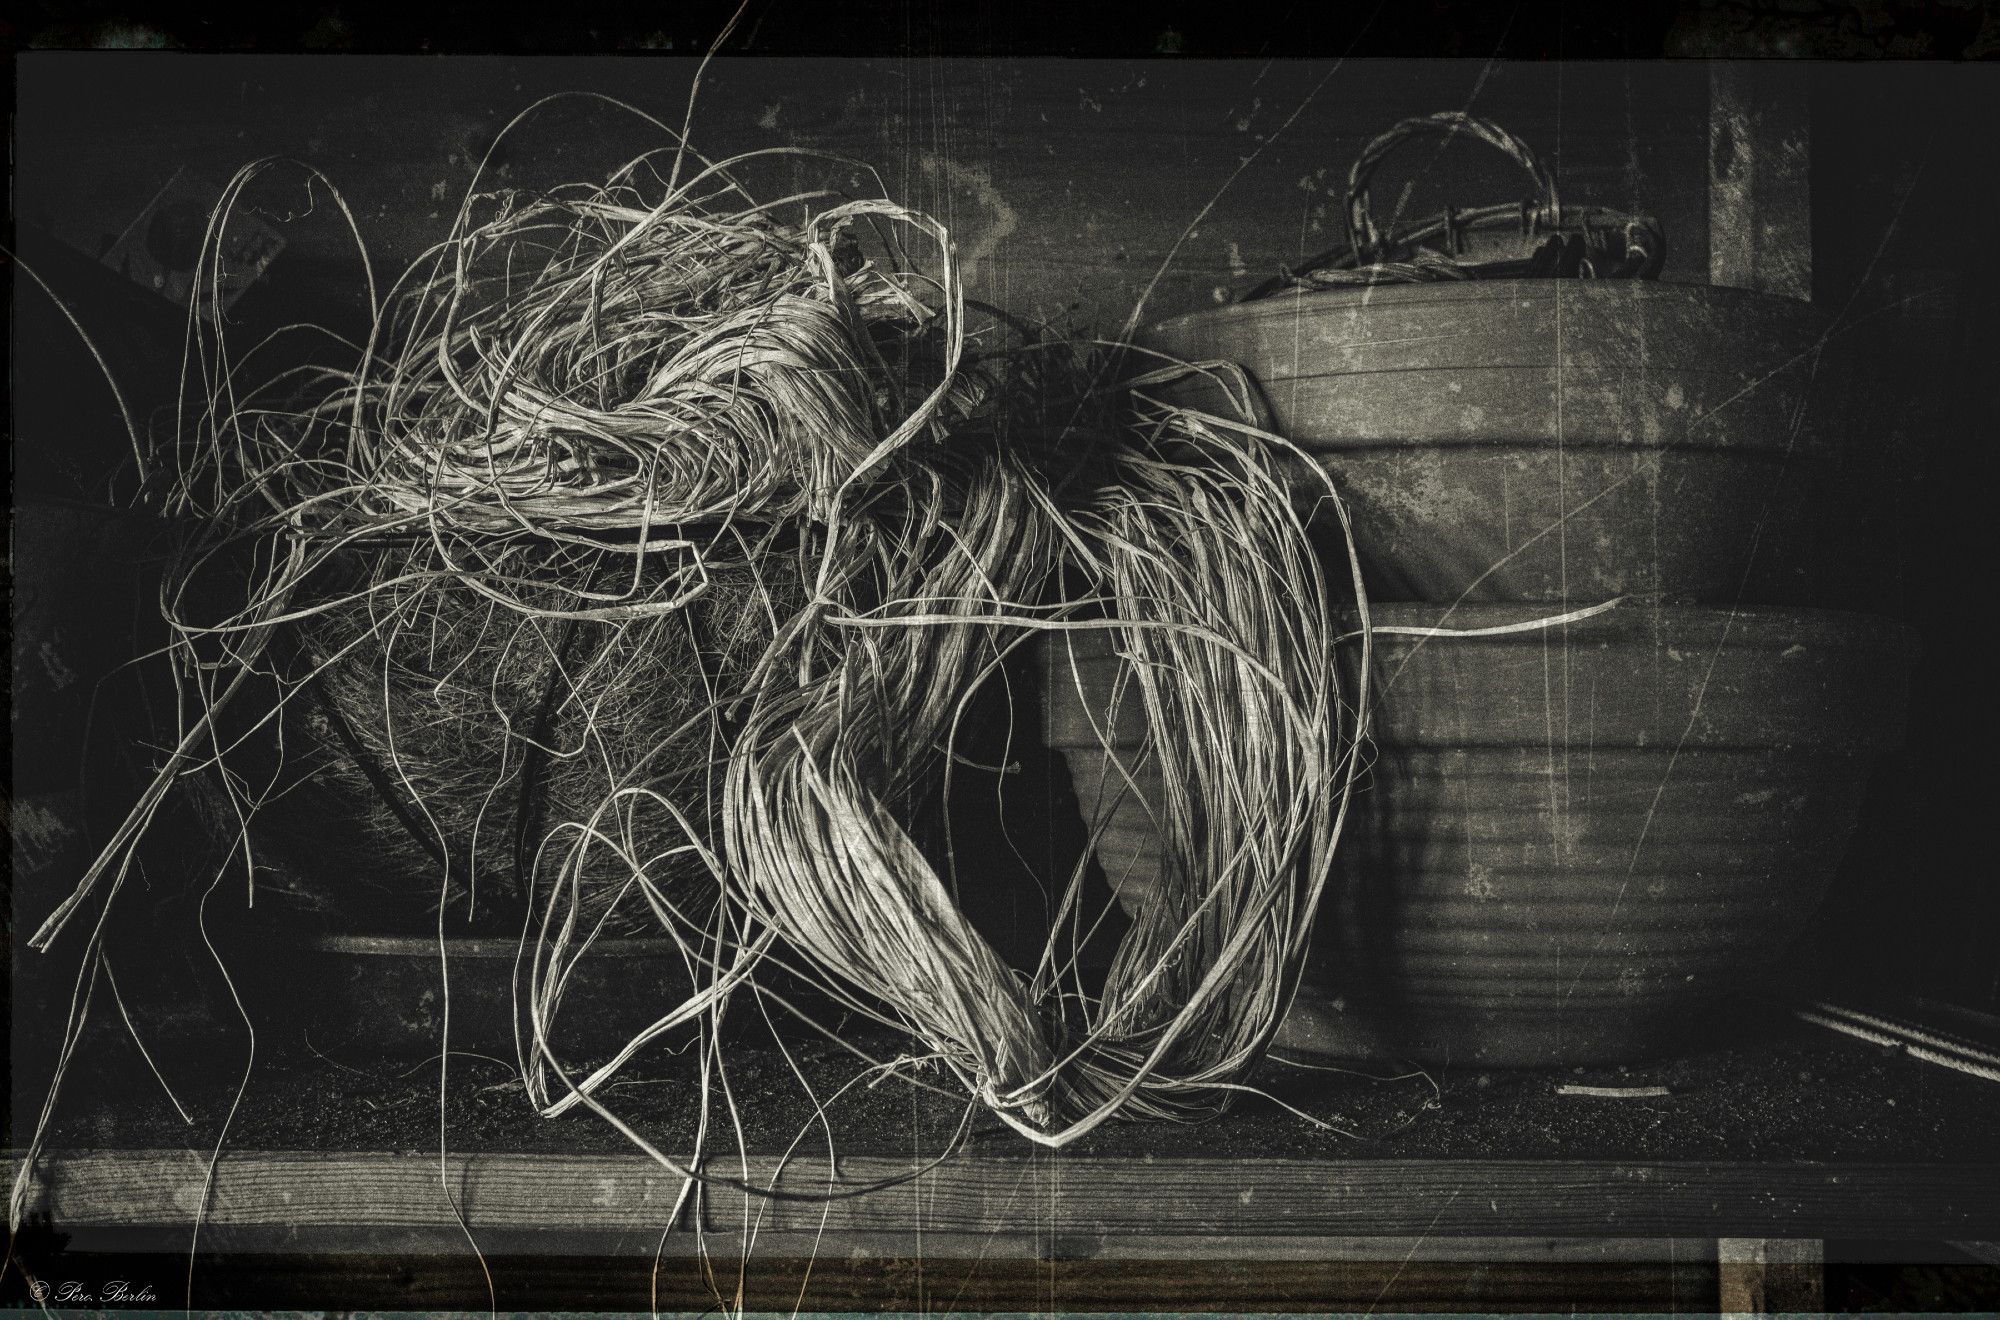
[1708,62,1813,300]
[1718,1236,1826,1315]
[25,1246,1720,1311]
[34,1223,1712,1264]
[17,1151,2000,1255]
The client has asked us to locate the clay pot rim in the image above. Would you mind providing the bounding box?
[1146,277,1827,338]
[1353,601,1919,652]
[1041,604,1918,752]
[1275,426,1837,458]
[1041,603,1919,657]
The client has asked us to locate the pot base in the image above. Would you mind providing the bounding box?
[1273,988,1710,1068]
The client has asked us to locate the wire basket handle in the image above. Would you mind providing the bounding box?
[1346,111,1560,262]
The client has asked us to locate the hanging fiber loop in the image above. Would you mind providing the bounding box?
[1345,110,1560,262]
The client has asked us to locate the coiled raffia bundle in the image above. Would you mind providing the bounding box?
[31,129,1371,1160]
[129,152,973,936]
[717,400,1365,1140]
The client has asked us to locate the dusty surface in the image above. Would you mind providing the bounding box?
[27,997,2000,1164]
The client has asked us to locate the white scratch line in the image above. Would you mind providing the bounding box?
[1367,1186,1460,1314]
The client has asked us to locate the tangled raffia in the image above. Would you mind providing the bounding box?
[23,112,1373,1223]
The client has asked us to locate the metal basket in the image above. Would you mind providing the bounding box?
[1246,111,1667,299]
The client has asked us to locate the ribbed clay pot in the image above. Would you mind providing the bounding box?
[1042,605,1915,1067]
[1141,282,1839,604]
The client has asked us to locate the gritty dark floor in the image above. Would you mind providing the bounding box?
[21,987,2000,1165]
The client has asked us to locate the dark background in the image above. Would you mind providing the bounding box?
[7,0,1998,57]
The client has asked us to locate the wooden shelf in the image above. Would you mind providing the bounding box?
[18,1148,2000,1261]
[15,1001,1997,1273]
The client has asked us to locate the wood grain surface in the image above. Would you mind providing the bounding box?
[17,1148,2000,1255]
